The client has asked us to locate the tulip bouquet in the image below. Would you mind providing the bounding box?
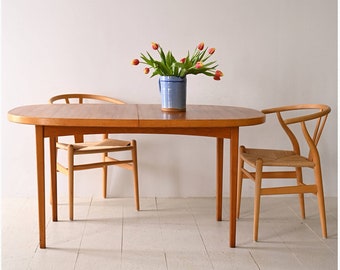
[131,42,223,80]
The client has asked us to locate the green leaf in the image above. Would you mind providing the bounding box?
[159,48,167,64]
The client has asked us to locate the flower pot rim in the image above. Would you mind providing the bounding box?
[159,76,186,81]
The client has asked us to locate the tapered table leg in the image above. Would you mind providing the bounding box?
[229,127,239,248]
[36,126,46,248]
[216,138,224,222]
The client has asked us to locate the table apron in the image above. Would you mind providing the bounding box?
[42,126,232,138]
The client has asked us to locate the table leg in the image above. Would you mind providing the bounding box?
[50,136,58,221]
[216,138,224,221]
[229,127,239,248]
[36,126,46,248]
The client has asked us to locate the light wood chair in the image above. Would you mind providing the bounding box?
[236,104,331,241]
[49,93,140,220]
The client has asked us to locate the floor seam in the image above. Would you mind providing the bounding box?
[73,196,93,270]
[155,197,169,270]
[191,203,215,270]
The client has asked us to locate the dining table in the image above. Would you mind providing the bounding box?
[8,103,265,248]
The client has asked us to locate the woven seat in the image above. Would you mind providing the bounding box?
[49,94,140,221]
[56,139,132,152]
[237,104,331,241]
[241,148,315,168]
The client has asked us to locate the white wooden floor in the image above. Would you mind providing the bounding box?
[2,196,337,270]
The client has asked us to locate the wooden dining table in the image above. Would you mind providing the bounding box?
[8,104,265,248]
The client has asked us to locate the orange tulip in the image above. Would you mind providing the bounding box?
[197,42,204,51]
[214,70,223,80]
[144,67,150,74]
[131,59,139,65]
[195,61,203,69]
[215,70,224,77]
[151,42,159,50]
[208,48,216,54]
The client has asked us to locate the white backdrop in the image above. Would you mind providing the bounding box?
[2,0,337,198]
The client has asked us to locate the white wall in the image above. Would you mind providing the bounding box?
[2,0,337,198]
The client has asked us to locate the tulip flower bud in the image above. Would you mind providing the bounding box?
[131,59,139,65]
[144,67,150,74]
[180,58,186,63]
[151,42,159,50]
[213,75,221,80]
[195,61,203,69]
[197,42,204,51]
[208,48,216,55]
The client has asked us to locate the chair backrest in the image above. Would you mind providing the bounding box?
[49,93,126,142]
[262,104,331,163]
[49,93,125,105]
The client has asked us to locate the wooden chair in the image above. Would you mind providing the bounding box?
[49,93,139,220]
[236,104,331,241]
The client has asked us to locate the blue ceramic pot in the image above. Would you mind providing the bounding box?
[159,76,187,111]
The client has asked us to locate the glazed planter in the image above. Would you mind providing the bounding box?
[159,76,187,112]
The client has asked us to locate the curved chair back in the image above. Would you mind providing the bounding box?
[262,104,331,163]
[49,93,125,104]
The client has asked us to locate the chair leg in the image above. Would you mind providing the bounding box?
[296,167,305,219]
[236,154,244,219]
[102,134,109,198]
[68,146,74,221]
[103,153,108,198]
[103,165,108,198]
[253,159,263,242]
[314,165,327,238]
[131,140,140,211]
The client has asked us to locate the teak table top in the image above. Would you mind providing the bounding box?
[8,104,265,128]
